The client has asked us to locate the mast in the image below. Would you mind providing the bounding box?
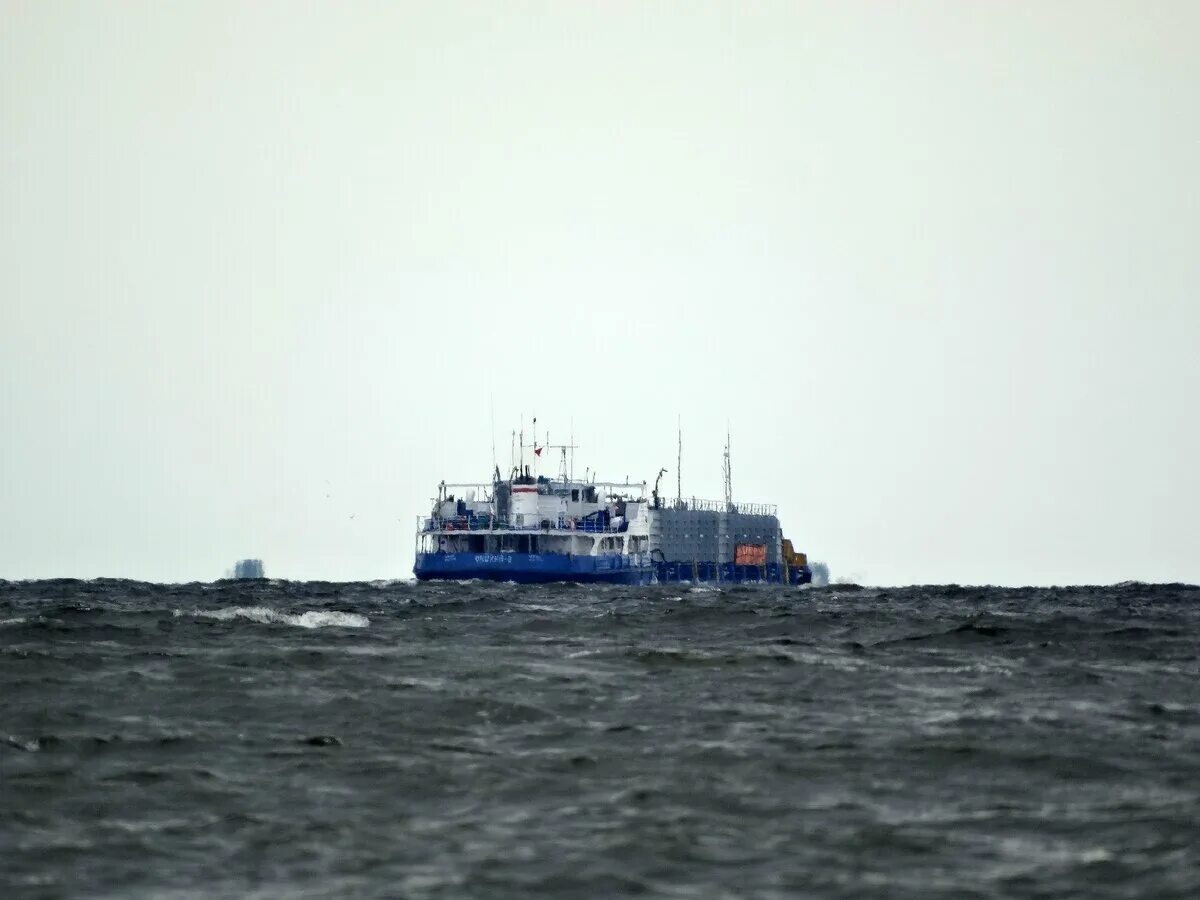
[490,394,497,473]
[723,424,733,511]
[546,430,579,483]
[676,416,682,507]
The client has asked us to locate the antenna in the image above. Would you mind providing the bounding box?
[723,423,733,511]
[676,415,682,508]
[545,429,579,483]
[490,394,497,472]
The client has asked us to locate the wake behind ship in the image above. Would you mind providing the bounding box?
[414,427,811,586]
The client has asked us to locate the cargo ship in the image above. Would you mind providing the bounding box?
[413,424,812,585]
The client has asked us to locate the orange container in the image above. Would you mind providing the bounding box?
[735,543,767,566]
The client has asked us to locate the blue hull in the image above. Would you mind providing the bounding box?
[414,552,654,584]
[414,553,812,586]
[655,561,813,586]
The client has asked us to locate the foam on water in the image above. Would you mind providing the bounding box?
[182,606,369,629]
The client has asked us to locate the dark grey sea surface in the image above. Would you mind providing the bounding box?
[2,579,1199,898]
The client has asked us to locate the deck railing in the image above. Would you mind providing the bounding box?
[661,498,778,516]
[420,497,778,534]
[419,515,628,534]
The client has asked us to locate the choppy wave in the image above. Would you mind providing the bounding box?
[2,579,1198,897]
[180,606,369,629]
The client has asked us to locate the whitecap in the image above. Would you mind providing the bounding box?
[0,617,27,627]
[184,606,368,629]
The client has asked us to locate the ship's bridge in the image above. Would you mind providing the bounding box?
[416,476,652,559]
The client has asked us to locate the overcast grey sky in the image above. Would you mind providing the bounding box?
[2,2,1197,585]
